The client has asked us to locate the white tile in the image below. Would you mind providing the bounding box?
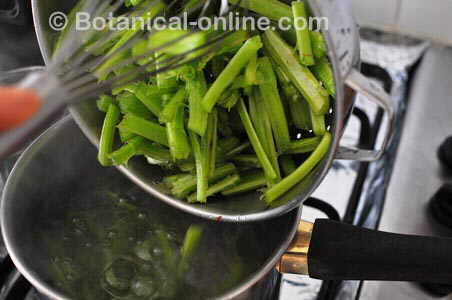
[351,0,400,30]
[398,0,452,45]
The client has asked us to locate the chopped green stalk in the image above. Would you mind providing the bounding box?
[285,136,323,154]
[265,132,331,204]
[263,30,330,115]
[167,104,191,160]
[187,71,209,136]
[156,62,179,91]
[216,31,250,55]
[95,2,165,79]
[169,163,237,198]
[138,141,171,163]
[132,39,155,67]
[225,142,251,157]
[189,132,208,203]
[222,171,266,196]
[218,90,240,110]
[198,31,250,69]
[202,36,263,112]
[288,97,312,130]
[202,110,218,177]
[310,31,327,59]
[258,57,291,152]
[273,63,312,130]
[310,110,327,136]
[109,136,145,165]
[228,0,291,23]
[232,155,261,169]
[119,128,136,143]
[160,87,187,123]
[149,29,207,58]
[231,75,250,90]
[178,225,204,275]
[118,114,168,146]
[164,174,188,186]
[249,89,281,182]
[280,155,297,176]
[117,92,153,119]
[245,53,258,85]
[237,99,278,181]
[187,175,240,203]
[98,104,121,166]
[311,57,336,98]
[97,95,115,113]
[292,2,315,66]
[130,82,164,117]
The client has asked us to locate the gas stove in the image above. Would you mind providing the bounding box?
[0,2,451,300]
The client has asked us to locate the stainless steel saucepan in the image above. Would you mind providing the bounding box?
[3,117,452,300]
[32,0,396,222]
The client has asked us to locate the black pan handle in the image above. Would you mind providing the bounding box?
[308,219,452,284]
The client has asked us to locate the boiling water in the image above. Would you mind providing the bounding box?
[35,180,286,300]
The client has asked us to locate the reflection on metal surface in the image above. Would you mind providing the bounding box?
[277,221,313,275]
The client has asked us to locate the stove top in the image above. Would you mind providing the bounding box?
[0,2,450,300]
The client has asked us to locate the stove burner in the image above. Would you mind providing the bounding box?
[429,184,452,230]
[438,136,452,171]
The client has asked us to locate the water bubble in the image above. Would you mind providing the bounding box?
[108,231,117,239]
[152,247,162,256]
[138,213,146,219]
[85,243,92,248]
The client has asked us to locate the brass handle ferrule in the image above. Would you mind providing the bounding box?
[277,220,313,275]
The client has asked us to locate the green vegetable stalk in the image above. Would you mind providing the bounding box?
[202,35,263,112]
[249,88,281,184]
[237,99,278,181]
[109,136,145,165]
[167,104,191,160]
[311,57,336,98]
[258,57,291,152]
[310,31,327,59]
[292,1,315,66]
[189,132,208,203]
[118,114,168,146]
[187,175,240,202]
[285,136,322,154]
[98,104,121,166]
[265,132,331,204]
[178,225,204,276]
[263,30,330,115]
[310,109,327,136]
[160,87,187,123]
[187,71,209,136]
[222,171,266,196]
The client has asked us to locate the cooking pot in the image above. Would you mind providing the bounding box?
[31,0,396,222]
[3,117,452,300]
